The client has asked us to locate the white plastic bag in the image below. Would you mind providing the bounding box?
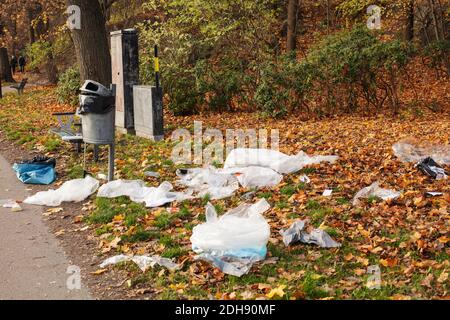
[24,175,99,206]
[99,254,180,272]
[176,167,239,199]
[352,181,401,206]
[191,198,271,276]
[191,199,271,259]
[393,139,450,164]
[222,166,283,189]
[224,148,338,174]
[97,180,192,207]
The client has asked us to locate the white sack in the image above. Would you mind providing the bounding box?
[24,175,99,206]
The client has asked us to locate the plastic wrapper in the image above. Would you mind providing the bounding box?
[24,176,99,206]
[176,167,239,199]
[190,199,271,277]
[222,166,283,189]
[97,180,192,207]
[416,157,448,180]
[99,254,180,272]
[352,181,401,206]
[224,148,338,174]
[280,220,341,248]
[393,139,450,164]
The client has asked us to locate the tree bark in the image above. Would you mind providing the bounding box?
[287,0,298,52]
[405,0,415,41]
[66,0,112,85]
[0,48,14,82]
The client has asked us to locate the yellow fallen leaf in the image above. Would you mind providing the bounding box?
[437,272,448,284]
[266,285,286,299]
[91,269,108,275]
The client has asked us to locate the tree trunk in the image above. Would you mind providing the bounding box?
[405,0,415,41]
[0,48,14,82]
[66,0,112,85]
[27,6,36,45]
[287,0,298,52]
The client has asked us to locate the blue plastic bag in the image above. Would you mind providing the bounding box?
[13,157,56,185]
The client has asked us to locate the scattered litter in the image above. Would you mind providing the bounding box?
[322,189,333,197]
[416,157,448,180]
[425,192,443,197]
[224,148,338,174]
[11,203,23,212]
[12,156,56,185]
[190,199,271,277]
[97,173,107,180]
[222,166,283,189]
[1,199,17,208]
[241,191,256,201]
[352,181,401,206]
[24,175,99,206]
[144,171,160,178]
[280,220,341,248]
[176,167,239,199]
[97,180,192,207]
[1,199,23,212]
[300,175,311,183]
[393,139,450,164]
[99,254,180,272]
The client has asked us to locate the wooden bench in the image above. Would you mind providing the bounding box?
[10,78,28,95]
[50,112,99,161]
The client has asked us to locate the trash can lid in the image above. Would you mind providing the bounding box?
[80,80,113,97]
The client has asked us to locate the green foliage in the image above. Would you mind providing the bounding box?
[56,66,81,106]
[423,40,450,76]
[25,40,52,71]
[138,0,279,114]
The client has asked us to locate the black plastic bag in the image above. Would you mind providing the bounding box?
[416,157,447,180]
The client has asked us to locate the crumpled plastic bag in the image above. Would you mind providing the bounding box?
[176,167,239,200]
[222,166,283,189]
[280,220,341,248]
[352,181,401,206]
[97,180,192,207]
[393,139,450,165]
[190,199,271,276]
[416,157,448,180]
[24,175,99,206]
[224,148,338,174]
[99,254,180,272]
[13,156,56,185]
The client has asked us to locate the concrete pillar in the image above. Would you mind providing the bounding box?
[133,85,164,141]
[110,29,139,134]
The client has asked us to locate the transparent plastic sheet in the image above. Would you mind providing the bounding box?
[24,176,99,207]
[99,254,180,272]
[97,180,193,207]
[352,181,401,206]
[280,220,341,248]
[190,199,271,277]
[393,139,450,165]
[224,148,338,174]
[221,166,283,189]
[176,167,239,200]
[0,199,22,211]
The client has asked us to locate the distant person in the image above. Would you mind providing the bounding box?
[10,55,18,75]
[18,55,26,73]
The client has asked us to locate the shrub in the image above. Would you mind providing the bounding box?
[26,40,52,71]
[423,40,450,77]
[56,66,81,107]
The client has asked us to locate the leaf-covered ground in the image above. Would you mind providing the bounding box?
[0,88,448,300]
